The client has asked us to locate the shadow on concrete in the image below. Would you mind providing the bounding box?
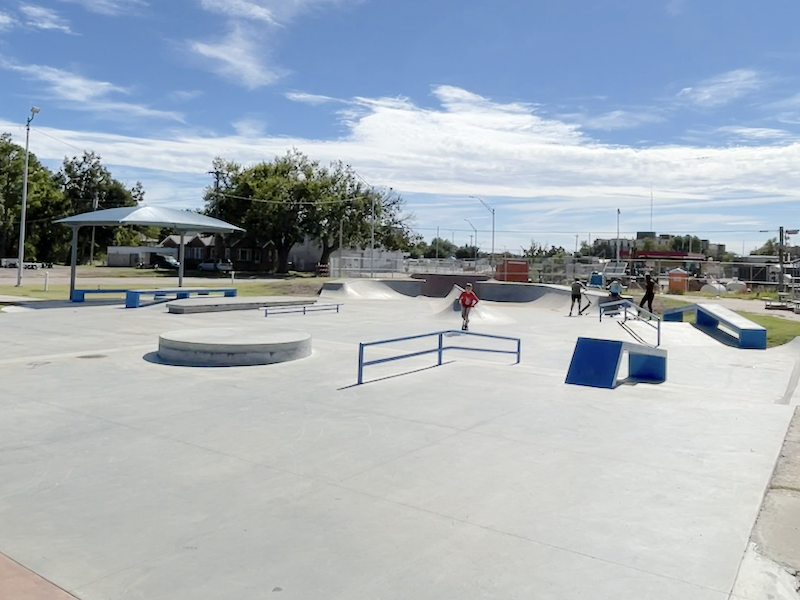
[339,361,455,390]
[692,323,740,348]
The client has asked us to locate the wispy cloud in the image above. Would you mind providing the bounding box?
[715,126,797,142]
[170,90,204,102]
[59,0,147,16]
[189,25,282,88]
[1,60,183,121]
[285,91,338,105]
[19,4,73,34]
[666,0,686,16]
[678,69,763,107]
[232,116,267,136]
[569,109,664,131]
[5,84,799,249]
[188,0,356,88]
[197,0,278,24]
[0,11,16,30]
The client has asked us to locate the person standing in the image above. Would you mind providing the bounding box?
[640,273,656,313]
[458,283,479,331]
[569,277,586,316]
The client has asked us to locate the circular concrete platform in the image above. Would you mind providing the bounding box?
[157,328,312,367]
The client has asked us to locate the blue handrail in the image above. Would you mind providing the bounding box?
[357,330,521,385]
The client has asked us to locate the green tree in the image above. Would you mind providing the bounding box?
[205,152,416,272]
[424,237,457,259]
[0,133,67,262]
[59,152,141,262]
[753,237,778,256]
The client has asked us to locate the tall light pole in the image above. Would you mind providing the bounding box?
[16,106,40,287]
[465,219,478,260]
[615,208,621,265]
[370,193,375,278]
[469,195,495,266]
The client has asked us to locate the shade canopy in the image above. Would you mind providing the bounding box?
[56,205,244,298]
[55,205,244,233]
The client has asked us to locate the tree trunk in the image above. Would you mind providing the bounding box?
[276,241,293,274]
[318,238,336,265]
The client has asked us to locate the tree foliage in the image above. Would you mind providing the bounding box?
[0,134,145,264]
[204,150,415,273]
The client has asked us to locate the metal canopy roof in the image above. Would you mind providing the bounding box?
[55,205,244,233]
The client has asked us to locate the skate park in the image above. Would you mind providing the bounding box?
[1,277,798,600]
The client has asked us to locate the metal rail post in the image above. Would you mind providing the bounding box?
[438,333,443,366]
[358,343,365,385]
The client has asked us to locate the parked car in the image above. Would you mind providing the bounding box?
[197,259,233,272]
[138,254,180,270]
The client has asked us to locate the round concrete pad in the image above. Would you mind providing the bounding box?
[158,328,312,367]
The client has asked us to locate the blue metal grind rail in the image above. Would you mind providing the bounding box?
[357,330,521,385]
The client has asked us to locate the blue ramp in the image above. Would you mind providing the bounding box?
[566,337,667,389]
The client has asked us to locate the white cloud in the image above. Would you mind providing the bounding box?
[1,61,183,121]
[3,84,799,247]
[190,25,282,89]
[188,0,356,88]
[285,91,338,105]
[232,116,266,136]
[170,90,204,102]
[715,126,797,142]
[569,109,664,131]
[59,0,147,16]
[19,4,73,33]
[678,69,763,107]
[197,0,278,24]
[666,0,686,16]
[0,11,16,30]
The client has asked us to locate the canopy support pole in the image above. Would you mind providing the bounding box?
[69,226,79,301]
[178,231,186,288]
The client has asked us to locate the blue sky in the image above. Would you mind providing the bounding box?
[2,0,800,255]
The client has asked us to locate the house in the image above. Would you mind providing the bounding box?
[159,233,215,268]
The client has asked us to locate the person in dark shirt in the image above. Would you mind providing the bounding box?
[569,278,586,316]
[640,273,656,313]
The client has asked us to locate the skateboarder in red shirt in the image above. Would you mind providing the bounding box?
[459,283,479,331]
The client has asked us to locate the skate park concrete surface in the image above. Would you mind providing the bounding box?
[1,279,798,600]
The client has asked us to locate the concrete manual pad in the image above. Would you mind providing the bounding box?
[166,295,318,314]
[0,279,796,600]
[157,327,311,366]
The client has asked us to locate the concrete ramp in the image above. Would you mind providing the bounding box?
[320,280,416,300]
[431,287,515,324]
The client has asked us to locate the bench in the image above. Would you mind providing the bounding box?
[71,289,130,302]
[125,287,236,308]
[662,303,766,349]
[565,337,667,389]
[263,303,342,317]
[764,292,791,310]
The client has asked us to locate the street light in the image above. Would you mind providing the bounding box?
[465,219,478,260]
[615,208,621,266]
[469,195,495,266]
[16,106,40,287]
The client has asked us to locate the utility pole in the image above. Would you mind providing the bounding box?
[89,191,99,265]
[615,209,621,265]
[208,169,222,260]
[779,226,784,293]
[435,226,439,259]
[16,107,39,286]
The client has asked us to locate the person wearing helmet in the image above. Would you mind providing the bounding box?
[458,283,479,331]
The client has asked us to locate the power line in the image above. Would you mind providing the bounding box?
[30,128,88,153]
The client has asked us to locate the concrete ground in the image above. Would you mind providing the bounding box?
[0,281,798,599]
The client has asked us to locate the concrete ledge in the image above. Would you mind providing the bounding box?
[167,296,318,314]
[157,328,312,366]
